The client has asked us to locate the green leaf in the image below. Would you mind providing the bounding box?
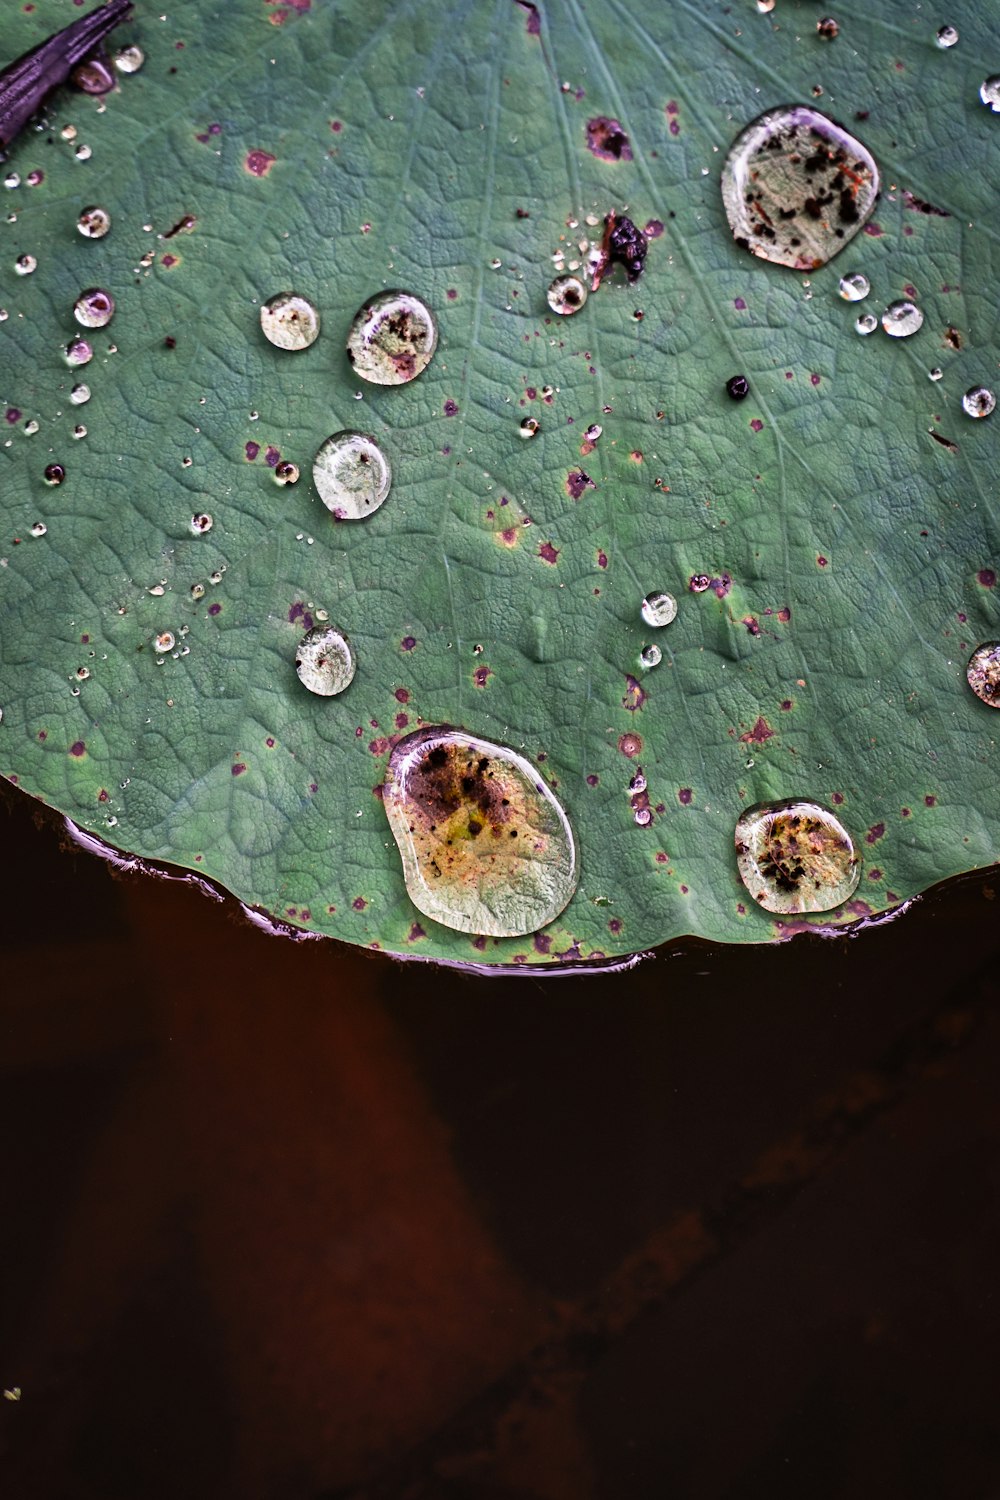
[1,0,998,966]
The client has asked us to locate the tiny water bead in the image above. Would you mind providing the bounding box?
[721,105,879,270]
[640,591,678,628]
[72,424,87,439]
[295,624,355,697]
[313,431,391,520]
[881,299,923,338]
[346,290,437,385]
[967,642,1000,707]
[14,254,36,276]
[735,799,861,915]
[43,464,65,485]
[962,385,996,419]
[382,726,578,938]
[77,205,111,239]
[838,271,870,301]
[854,312,878,335]
[259,292,320,351]
[726,373,750,400]
[639,643,662,669]
[546,274,588,316]
[979,77,1000,112]
[73,288,114,329]
[936,25,959,48]
[273,460,299,485]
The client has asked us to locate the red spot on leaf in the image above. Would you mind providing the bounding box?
[69,740,85,757]
[352,897,367,911]
[538,541,559,565]
[232,762,246,776]
[678,787,693,805]
[244,149,277,177]
[866,822,885,844]
[740,716,775,744]
[566,469,595,499]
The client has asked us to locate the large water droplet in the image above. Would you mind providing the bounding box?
[936,24,959,48]
[967,642,1000,706]
[640,591,678,627]
[881,299,923,338]
[721,105,879,269]
[382,726,578,937]
[77,205,111,238]
[962,385,996,419]
[295,624,355,697]
[838,271,870,301]
[346,290,437,385]
[546,274,588,316]
[73,287,114,328]
[735,799,861,914]
[313,431,391,520]
[259,291,320,351]
[979,76,1000,112]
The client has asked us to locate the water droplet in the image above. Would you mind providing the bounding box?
[628,772,647,794]
[77,205,111,239]
[43,463,65,485]
[546,274,588,316]
[980,76,1000,111]
[29,521,47,538]
[313,431,391,520]
[639,643,662,669]
[273,460,299,485]
[519,416,539,438]
[73,288,114,329]
[726,373,750,400]
[190,582,206,600]
[756,0,775,12]
[72,424,87,440]
[74,144,92,162]
[584,423,603,442]
[22,419,38,436]
[189,513,213,534]
[967,642,1000,706]
[295,624,356,697]
[854,312,878,336]
[14,254,36,276]
[936,24,959,48]
[881,299,923,338]
[735,798,861,914]
[721,106,879,269]
[382,726,578,937]
[4,172,20,189]
[154,631,175,654]
[0,309,7,322]
[346,290,437,385]
[259,291,320,351]
[838,271,870,301]
[114,45,145,73]
[640,591,678,627]
[816,17,839,39]
[69,383,91,405]
[60,124,78,142]
[209,570,223,585]
[962,385,996,419]
[928,367,944,382]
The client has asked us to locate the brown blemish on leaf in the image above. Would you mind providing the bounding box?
[928,429,959,453]
[678,787,693,805]
[533,931,552,954]
[623,676,646,712]
[68,740,86,757]
[473,664,493,688]
[740,716,775,744]
[163,214,197,238]
[903,189,949,217]
[244,149,277,177]
[618,732,642,758]
[515,0,541,34]
[586,116,632,162]
[566,469,595,500]
[944,325,963,350]
[866,822,885,844]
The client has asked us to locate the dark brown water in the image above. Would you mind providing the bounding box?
[2,780,999,1499]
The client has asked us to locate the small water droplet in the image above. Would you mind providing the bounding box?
[546,274,588,316]
[273,460,299,485]
[735,798,861,914]
[928,367,944,382]
[74,144,92,162]
[295,624,356,697]
[259,291,320,351]
[854,312,878,336]
[209,571,223,585]
[313,431,391,520]
[14,254,36,276]
[967,642,1000,706]
[69,383,91,405]
[881,299,923,338]
[936,24,959,48]
[756,0,774,12]
[0,308,8,322]
[114,45,145,73]
[105,815,118,827]
[639,643,662,669]
[72,424,87,440]
[962,385,996,419]
[640,591,678,627]
[77,205,111,239]
[726,373,750,400]
[22,419,38,436]
[816,16,839,39]
[189,513,213,534]
[722,105,879,269]
[190,582,206,600]
[628,772,647,794]
[519,416,539,438]
[634,807,652,826]
[154,631,176,654]
[29,521,47,538]
[346,290,437,385]
[838,271,870,301]
[60,124,78,142]
[382,726,578,937]
[980,76,1000,111]
[73,288,114,329]
[4,172,20,190]
[584,423,603,442]
[43,463,65,485]
[75,665,90,680]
